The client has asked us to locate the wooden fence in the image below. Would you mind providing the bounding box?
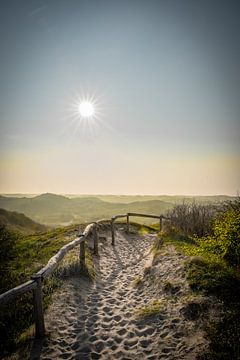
[0,213,169,339]
[111,212,169,245]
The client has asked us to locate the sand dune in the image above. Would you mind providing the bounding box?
[21,225,219,359]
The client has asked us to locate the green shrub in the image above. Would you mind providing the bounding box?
[186,257,240,301]
[197,210,240,267]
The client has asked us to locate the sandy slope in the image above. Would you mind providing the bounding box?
[27,225,217,360]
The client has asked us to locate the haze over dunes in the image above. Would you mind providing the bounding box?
[0,193,235,226]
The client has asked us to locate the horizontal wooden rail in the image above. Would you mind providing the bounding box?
[112,214,128,220]
[127,212,162,219]
[0,280,37,305]
[127,212,170,221]
[37,235,85,278]
[96,219,110,224]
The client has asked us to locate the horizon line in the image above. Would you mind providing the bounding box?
[0,192,237,197]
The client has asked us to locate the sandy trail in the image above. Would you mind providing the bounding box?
[29,226,211,360]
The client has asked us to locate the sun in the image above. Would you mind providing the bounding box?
[63,92,107,140]
[78,101,95,118]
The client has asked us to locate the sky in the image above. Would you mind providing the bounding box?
[0,0,239,195]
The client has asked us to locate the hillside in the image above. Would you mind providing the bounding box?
[0,193,235,227]
[0,194,174,226]
[0,208,46,234]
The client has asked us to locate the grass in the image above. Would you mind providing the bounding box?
[0,223,95,357]
[0,224,82,290]
[150,232,164,259]
[135,300,162,318]
[113,221,156,235]
[162,230,240,360]
[84,248,96,280]
[134,223,156,235]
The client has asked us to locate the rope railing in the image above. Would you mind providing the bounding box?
[0,212,169,339]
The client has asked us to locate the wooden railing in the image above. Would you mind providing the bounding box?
[0,213,169,339]
[0,222,99,338]
[111,212,169,245]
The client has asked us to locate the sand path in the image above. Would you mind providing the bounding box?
[30,226,210,360]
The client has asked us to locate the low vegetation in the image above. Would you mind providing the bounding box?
[135,300,162,318]
[167,201,216,237]
[0,208,46,234]
[137,223,156,235]
[163,198,240,360]
[0,222,93,357]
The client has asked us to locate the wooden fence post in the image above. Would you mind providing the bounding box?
[111,218,115,245]
[127,213,129,233]
[31,274,45,338]
[80,240,86,271]
[93,223,99,256]
[160,216,163,232]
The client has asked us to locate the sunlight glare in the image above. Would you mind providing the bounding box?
[61,91,109,141]
[78,101,94,118]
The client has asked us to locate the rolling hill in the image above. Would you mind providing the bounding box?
[0,193,174,226]
[0,193,234,227]
[0,208,46,234]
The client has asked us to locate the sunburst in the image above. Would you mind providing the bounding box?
[62,92,105,140]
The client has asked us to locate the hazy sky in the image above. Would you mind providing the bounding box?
[0,0,240,195]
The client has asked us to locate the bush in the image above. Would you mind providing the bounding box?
[168,201,215,237]
[198,210,240,267]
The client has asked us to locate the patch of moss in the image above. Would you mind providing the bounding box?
[135,300,162,318]
[137,224,155,236]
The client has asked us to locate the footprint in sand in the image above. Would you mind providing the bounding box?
[32,225,212,360]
